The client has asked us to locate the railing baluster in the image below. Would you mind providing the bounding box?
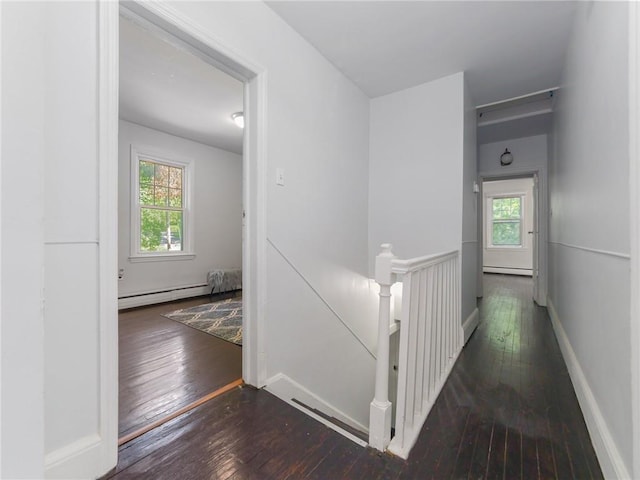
[369,244,395,451]
[405,271,420,431]
[371,248,465,460]
[413,270,426,415]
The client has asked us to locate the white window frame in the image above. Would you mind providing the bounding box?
[486,193,525,249]
[129,145,195,262]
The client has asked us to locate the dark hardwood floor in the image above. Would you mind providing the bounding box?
[109,275,602,479]
[119,295,242,440]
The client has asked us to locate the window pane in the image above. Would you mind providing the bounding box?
[168,188,182,207]
[154,164,170,186]
[492,197,521,220]
[137,156,186,254]
[140,208,168,252]
[154,187,169,207]
[139,161,154,185]
[492,221,521,245]
[169,167,182,189]
[168,211,183,251]
[139,184,154,206]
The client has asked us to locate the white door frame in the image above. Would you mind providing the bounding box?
[477,167,548,306]
[629,1,640,478]
[97,1,268,469]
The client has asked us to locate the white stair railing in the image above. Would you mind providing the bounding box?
[369,243,463,459]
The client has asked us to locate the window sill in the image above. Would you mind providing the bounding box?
[129,253,196,263]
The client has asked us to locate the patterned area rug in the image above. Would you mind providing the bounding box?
[163,298,242,346]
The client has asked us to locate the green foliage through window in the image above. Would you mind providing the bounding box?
[138,158,184,252]
[492,197,521,246]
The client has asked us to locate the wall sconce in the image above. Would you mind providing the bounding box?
[500,148,513,166]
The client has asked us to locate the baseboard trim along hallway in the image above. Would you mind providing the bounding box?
[547,298,630,479]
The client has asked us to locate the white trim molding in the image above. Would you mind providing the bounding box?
[265,373,369,445]
[462,307,479,344]
[547,298,630,480]
[549,241,630,260]
[629,1,640,477]
[96,0,119,477]
[44,434,102,479]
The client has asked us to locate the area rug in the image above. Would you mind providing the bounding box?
[163,298,242,346]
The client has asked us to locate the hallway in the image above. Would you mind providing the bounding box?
[107,274,601,479]
[403,273,603,478]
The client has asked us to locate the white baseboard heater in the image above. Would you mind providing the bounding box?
[118,284,209,310]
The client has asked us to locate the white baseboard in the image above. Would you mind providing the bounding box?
[264,373,368,447]
[45,434,104,479]
[483,267,533,276]
[118,285,209,309]
[547,298,630,479]
[463,307,480,344]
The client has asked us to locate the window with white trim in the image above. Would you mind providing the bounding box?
[131,148,194,260]
[490,196,523,246]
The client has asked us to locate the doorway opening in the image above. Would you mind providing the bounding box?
[482,176,535,277]
[106,1,266,451]
[116,10,245,444]
[478,171,544,305]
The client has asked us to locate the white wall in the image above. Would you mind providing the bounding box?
[549,2,631,478]
[118,120,242,298]
[369,72,464,265]
[479,134,547,173]
[461,77,478,329]
[0,0,380,476]
[369,72,476,330]
[1,2,46,477]
[2,2,117,478]
[149,1,380,431]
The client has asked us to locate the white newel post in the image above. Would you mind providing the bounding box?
[369,243,396,451]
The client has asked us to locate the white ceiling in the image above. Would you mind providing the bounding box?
[266,1,578,106]
[119,16,244,154]
[120,2,577,153]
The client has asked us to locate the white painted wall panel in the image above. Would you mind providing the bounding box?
[43,2,98,244]
[478,134,547,172]
[1,3,46,477]
[369,73,465,269]
[167,1,377,418]
[118,120,242,297]
[551,3,629,256]
[549,2,631,476]
[265,244,375,427]
[44,244,99,453]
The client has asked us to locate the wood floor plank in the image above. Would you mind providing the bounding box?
[108,275,602,480]
[118,295,242,438]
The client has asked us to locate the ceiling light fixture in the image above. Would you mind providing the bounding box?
[500,148,513,166]
[231,112,244,129]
